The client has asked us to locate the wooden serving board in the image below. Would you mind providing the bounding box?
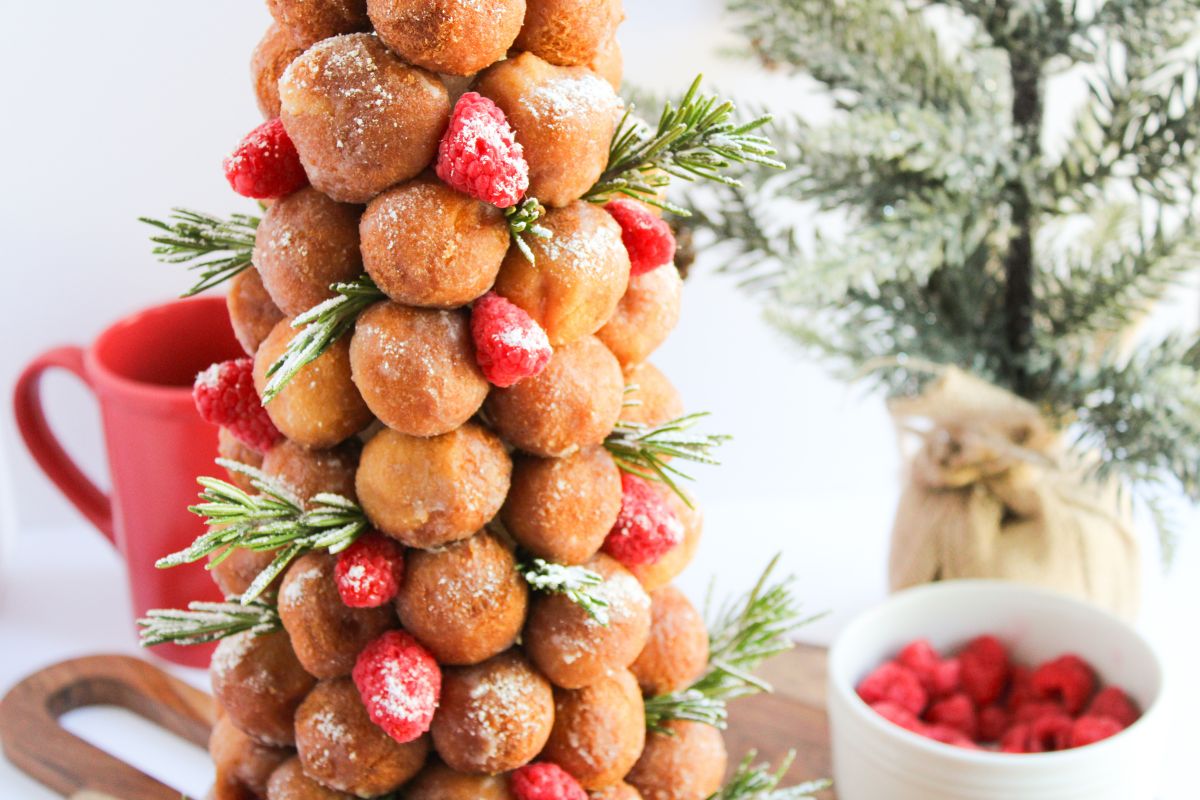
[0,646,832,799]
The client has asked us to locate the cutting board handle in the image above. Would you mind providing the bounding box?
[0,654,215,800]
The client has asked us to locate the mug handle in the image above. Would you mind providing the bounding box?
[13,347,115,543]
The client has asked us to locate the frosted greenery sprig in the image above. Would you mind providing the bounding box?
[586,75,784,214]
[605,412,731,506]
[645,555,817,733]
[156,459,369,603]
[137,596,280,648]
[262,274,385,402]
[519,557,611,625]
[708,751,831,800]
[505,198,552,265]
[140,208,259,296]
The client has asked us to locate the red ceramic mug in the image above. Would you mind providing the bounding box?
[13,296,246,667]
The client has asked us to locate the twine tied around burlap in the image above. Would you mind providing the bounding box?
[886,366,1140,619]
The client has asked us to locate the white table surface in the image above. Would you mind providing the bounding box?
[1,506,1197,799]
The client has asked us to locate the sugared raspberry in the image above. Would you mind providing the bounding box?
[193,358,281,453]
[1031,654,1095,715]
[870,701,924,733]
[604,198,677,276]
[1086,686,1139,728]
[436,92,529,208]
[978,705,1009,742]
[510,762,587,800]
[959,635,1011,707]
[924,724,979,749]
[925,693,978,740]
[223,118,308,200]
[857,661,928,716]
[471,292,553,387]
[1070,715,1124,747]
[1028,712,1074,752]
[897,639,960,698]
[335,533,405,609]
[602,473,685,567]
[352,631,441,744]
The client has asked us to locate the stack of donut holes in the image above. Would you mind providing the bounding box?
[208,2,719,799]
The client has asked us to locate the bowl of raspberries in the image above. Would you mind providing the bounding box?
[827,580,1166,800]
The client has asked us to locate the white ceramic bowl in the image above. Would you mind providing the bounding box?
[827,580,1167,800]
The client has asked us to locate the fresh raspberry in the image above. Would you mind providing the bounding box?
[436,92,529,208]
[1070,715,1124,748]
[509,762,587,800]
[925,693,978,740]
[870,701,926,734]
[1012,699,1067,725]
[223,118,308,200]
[1086,686,1139,728]
[352,631,441,744]
[1000,723,1033,753]
[897,639,960,698]
[924,724,980,749]
[193,358,281,453]
[602,473,686,567]
[1005,665,1036,711]
[1031,654,1096,715]
[857,661,928,716]
[1028,712,1074,752]
[603,198,677,276]
[471,292,553,387]
[959,635,1011,707]
[931,657,963,698]
[978,705,1009,742]
[335,533,405,609]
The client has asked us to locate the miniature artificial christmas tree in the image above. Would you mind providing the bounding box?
[138,2,827,799]
[688,0,1200,617]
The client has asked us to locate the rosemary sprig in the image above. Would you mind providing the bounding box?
[137,596,280,648]
[156,459,369,602]
[262,274,385,402]
[585,75,784,214]
[605,412,731,506]
[505,198,552,264]
[708,751,831,800]
[645,555,817,733]
[519,557,611,625]
[140,208,260,296]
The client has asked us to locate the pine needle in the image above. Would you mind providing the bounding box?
[505,198,552,265]
[137,597,280,647]
[156,459,369,603]
[605,412,731,506]
[707,751,831,800]
[519,557,611,625]
[262,274,385,403]
[140,208,259,296]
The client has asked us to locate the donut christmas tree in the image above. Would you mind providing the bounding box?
[140,3,825,799]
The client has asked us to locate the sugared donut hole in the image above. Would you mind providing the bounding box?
[486,335,624,458]
[367,0,526,75]
[501,446,622,565]
[631,585,709,696]
[266,0,370,49]
[253,188,363,317]
[591,783,644,800]
[543,668,646,789]
[280,34,450,203]
[524,553,652,689]
[349,302,489,437]
[295,678,429,796]
[253,319,373,450]
[589,35,624,91]
[620,363,684,428]
[211,630,316,747]
[251,23,304,119]
[227,268,285,355]
[278,552,396,679]
[261,438,360,504]
[626,721,728,800]
[209,547,281,598]
[267,757,356,799]
[395,530,528,665]
[628,486,702,592]
[515,0,624,68]
[356,424,512,548]
[493,202,630,346]
[597,266,683,368]
[404,761,516,800]
[218,427,265,492]
[209,715,292,798]
[476,52,621,207]
[430,649,554,774]
[361,178,509,309]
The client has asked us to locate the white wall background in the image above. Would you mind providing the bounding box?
[0,0,1196,641]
